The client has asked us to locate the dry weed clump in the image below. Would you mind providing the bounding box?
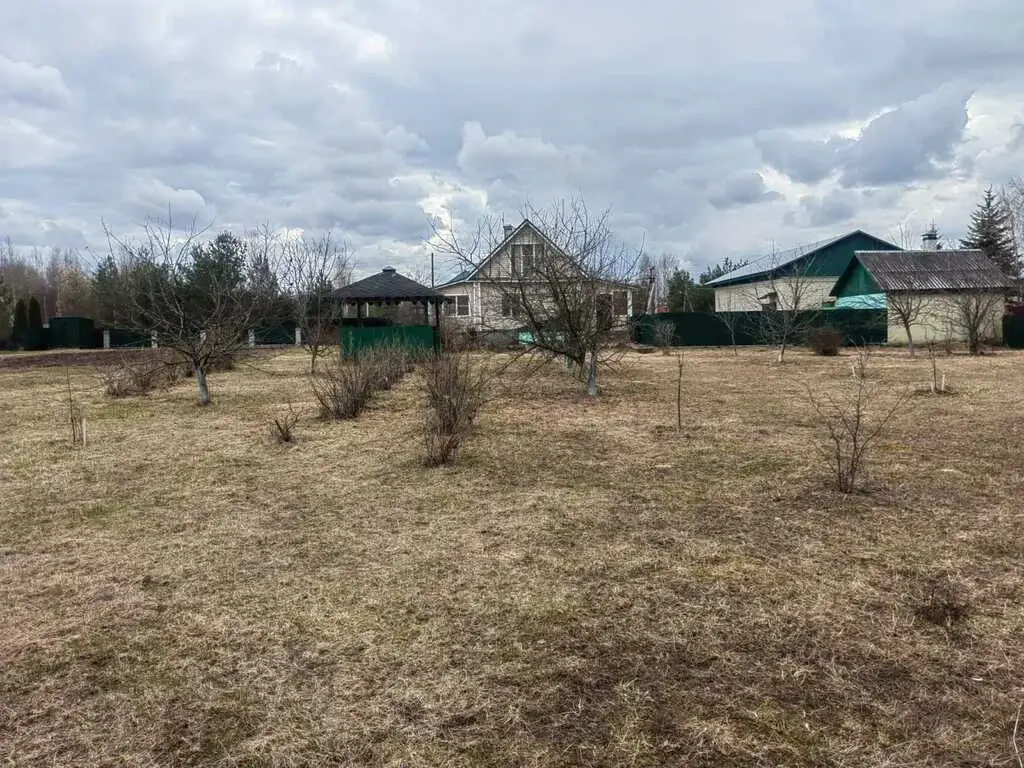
[421,350,488,465]
[913,571,972,629]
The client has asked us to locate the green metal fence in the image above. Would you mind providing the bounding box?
[48,316,95,348]
[255,323,297,345]
[632,310,888,347]
[1004,314,1024,349]
[340,324,438,356]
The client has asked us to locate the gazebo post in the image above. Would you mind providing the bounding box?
[434,297,442,354]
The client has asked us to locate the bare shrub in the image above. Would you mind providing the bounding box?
[806,377,910,493]
[916,342,954,396]
[207,350,238,372]
[270,403,299,444]
[653,320,675,353]
[421,351,488,466]
[363,344,409,391]
[102,351,186,397]
[807,327,843,356]
[850,344,870,380]
[675,352,683,431]
[66,368,86,448]
[311,357,377,420]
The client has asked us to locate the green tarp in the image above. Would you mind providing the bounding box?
[833,294,886,310]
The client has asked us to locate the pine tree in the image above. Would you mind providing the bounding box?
[961,187,1018,277]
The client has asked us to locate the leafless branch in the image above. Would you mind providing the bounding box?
[431,195,644,396]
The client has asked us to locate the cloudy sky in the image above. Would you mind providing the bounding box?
[2,0,1023,278]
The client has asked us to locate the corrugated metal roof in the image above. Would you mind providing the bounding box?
[704,231,857,286]
[332,267,442,302]
[856,250,1010,292]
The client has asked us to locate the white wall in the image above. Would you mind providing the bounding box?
[714,277,837,312]
[887,293,1005,345]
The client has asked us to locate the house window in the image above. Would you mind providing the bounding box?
[511,244,538,277]
[597,293,614,327]
[444,295,470,316]
[612,290,628,316]
[502,294,522,317]
[521,244,535,275]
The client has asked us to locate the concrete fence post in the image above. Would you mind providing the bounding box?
[102,329,111,349]
[248,329,255,348]
[295,327,302,346]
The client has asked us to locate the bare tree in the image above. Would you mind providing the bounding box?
[103,217,280,405]
[715,311,743,355]
[944,291,1004,355]
[431,196,643,396]
[1001,178,1024,300]
[887,291,925,356]
[637,251,678,312]
[746,250,819,363]
[282,231,352,373]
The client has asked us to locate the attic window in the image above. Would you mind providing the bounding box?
[512,244,538,277]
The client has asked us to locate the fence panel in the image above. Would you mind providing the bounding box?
[340,324,438,356]
[1004,314,1024,349]
[632,310,887,346]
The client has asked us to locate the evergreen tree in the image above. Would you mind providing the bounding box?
[92,254,122,326]
[666,269,714,313]
[13,298,27,333]
[665,258,750,313]
[960,187,1018,277]
[0,276,11,341]
[698,257,748,284]
[28,297,43,329]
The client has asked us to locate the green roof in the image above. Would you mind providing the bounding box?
[705,230,900,287]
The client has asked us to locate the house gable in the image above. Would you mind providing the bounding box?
[436,219,565,287]
[831,258,882,299]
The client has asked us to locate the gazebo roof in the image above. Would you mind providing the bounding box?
[332,267,443,303]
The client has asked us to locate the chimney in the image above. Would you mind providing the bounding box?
[503,224,514,239]
[921,227,939,251]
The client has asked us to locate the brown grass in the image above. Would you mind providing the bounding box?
[1,346,1023,766]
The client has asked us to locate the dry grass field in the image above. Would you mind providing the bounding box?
[2,346,1023,767]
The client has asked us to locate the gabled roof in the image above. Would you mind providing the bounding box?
[853,250,1010,292]
[704,230,899,287]
[436,219,561,288]
[333,267,442,302]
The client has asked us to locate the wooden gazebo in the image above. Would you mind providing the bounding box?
[332,267,445,354]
